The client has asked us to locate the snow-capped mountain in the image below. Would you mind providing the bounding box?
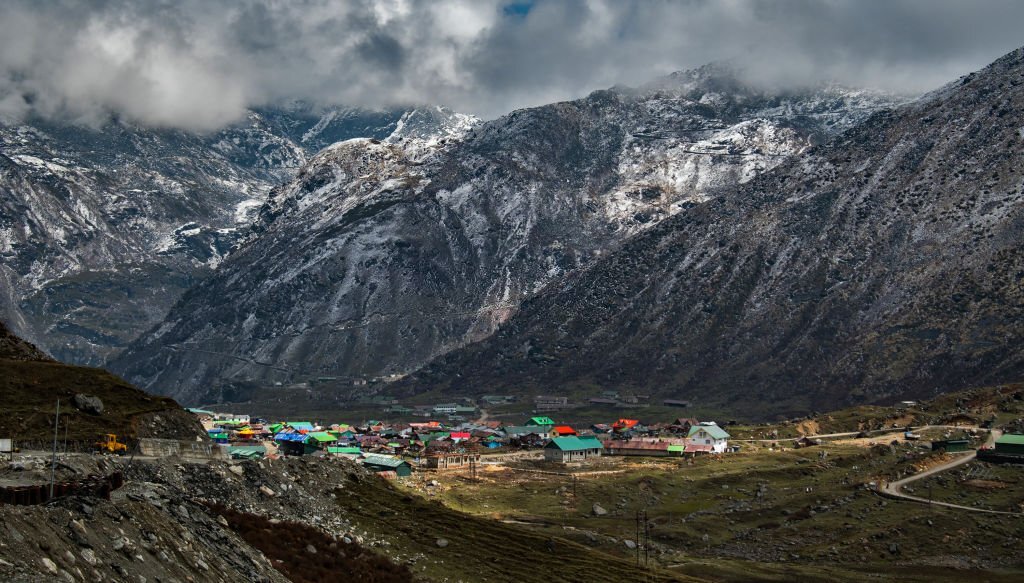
[400,48,1024,417]
[0,106,414,365]
[112,66,902,404]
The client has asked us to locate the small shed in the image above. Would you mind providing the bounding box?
[930,439,970,453]
[361,454,413,477]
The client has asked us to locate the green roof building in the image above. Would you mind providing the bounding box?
[361,454,413,477]
[527,416,556,426]
[994,433,1024,456]
[544,436,604,463]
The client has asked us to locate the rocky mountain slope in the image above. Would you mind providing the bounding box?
[112,66,900,404]
[0,106,410,366]
[402,48,1024,417]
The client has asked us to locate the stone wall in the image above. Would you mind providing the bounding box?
[139,438,228,461]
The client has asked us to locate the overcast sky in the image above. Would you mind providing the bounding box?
[1,0,1022,131]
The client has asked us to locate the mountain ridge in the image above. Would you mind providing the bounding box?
[111,67,903,404]
[397,47,1024,417]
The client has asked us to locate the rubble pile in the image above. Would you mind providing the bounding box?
[0,455,403,582]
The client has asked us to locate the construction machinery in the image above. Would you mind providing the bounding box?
[95,434,128,455]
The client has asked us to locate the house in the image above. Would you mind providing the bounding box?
[503,426,548,446]
[612,419,640,433]
[274,432,312,456]
[433,403,458,415]
[553,425,578,437]
[425,452,481,470]
[526,416,556,427]
[361,454,413,477]
[604,440,681,457]
[671,418,699,434]
[305,431,338,449]
[687,422,731,453]
[534,395,569,412]
[286,421,316,433]
[544,436,604,463]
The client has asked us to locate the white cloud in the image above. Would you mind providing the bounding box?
[0,0,1022,130]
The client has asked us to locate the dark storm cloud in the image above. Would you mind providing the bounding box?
[0,0,1022,131]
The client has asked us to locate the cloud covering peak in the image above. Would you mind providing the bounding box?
[1,0,1022,131]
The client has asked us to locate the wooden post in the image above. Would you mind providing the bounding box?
[49,399,60,499]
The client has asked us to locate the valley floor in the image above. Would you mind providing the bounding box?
[400,434,1024,582]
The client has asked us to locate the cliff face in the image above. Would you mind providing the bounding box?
[401,49,1024,417]
[0,106,409,365]
[111,67,900,404]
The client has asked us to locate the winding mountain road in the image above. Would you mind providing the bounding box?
[877,429,1023,516]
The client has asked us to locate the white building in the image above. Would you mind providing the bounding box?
[687,422,731,453]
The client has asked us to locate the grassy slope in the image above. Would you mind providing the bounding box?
[336,474,699,582]
[415,447,1024,582]
[403,383,1024,582]
[0,359,203,444]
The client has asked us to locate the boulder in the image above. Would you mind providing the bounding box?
[592,503,608,516]
[72,394,104,415]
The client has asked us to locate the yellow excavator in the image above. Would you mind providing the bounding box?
[95,434,128,455]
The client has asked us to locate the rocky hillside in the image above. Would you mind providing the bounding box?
[0,319,51,362]
[0,455,681,582]
[0,321,204,442]
[112,66,899,404]
[402,48,1024,418]
[0,106,410,366]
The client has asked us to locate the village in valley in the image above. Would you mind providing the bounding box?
[190,394,736,475]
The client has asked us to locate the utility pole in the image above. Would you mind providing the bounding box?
[49,399,60,499]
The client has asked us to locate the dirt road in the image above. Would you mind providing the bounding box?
[877,429,1022,515]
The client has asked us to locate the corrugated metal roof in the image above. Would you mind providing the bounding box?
[688,423,731,439]
[608,440,670,451]
[362,454,408,468]
[996,434,1024,445]
[545,437,603,451]
[307,431,337,442]
[328,446,361,454]
[503,426,544,436]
